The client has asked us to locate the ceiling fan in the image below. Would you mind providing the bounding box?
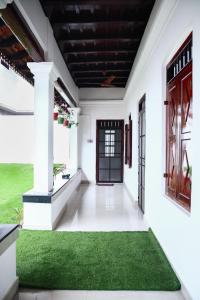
[100,75,116,87]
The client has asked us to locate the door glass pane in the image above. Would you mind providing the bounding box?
[99,169,109,181]
[99,142,105,154]
[99,158,109,169]
[115,142,121,154]
[115,129,121,141]
[110,169,121,181]
[99,129,105,141]
[110,157,121,169]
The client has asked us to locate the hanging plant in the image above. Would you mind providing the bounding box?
[58,116,64,124]
[63,119,69,127]
[67,121,79,128]
[57,107,64,124]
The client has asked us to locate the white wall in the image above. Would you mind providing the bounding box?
[0,115,70,165]
[0,64,34,112]
[0,242,18,300]
[79,102,125,182]
[79,88,125,101]
[123,0,200,299]
[0,62,70,165]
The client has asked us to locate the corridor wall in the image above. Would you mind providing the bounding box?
[124,0,200,299]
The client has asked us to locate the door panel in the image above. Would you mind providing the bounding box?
[96,120,124,183]
[138,96,145,213]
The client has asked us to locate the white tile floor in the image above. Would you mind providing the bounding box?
[17,289,185,300]
[16,184,185,300]
[56,183,149,231]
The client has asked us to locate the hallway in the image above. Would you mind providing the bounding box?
[56,184,148,232]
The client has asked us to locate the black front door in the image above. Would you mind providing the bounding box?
[138,96,146,213]
[96,120,124,183]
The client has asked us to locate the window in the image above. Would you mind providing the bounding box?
[105,130,115,157]
[165,33,192,210]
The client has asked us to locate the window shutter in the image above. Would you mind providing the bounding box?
[165,33,192,210]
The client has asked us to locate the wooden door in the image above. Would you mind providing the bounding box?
[138,96,145,213]
[96,120,124,183]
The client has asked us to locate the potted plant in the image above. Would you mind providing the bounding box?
[58,108,64,124]
[12,207,23,228]
[63,119,69,127]
[53,111,59,120]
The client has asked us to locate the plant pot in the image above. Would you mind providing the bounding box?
[53,112,58,120]
[63,119,69,127]
[58,116,64,124]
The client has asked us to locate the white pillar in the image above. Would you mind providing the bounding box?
[28,62,57,193]
[68,108,80,171]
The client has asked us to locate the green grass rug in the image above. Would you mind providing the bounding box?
[17,230,181,291]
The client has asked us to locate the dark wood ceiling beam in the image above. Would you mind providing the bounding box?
[62,44,139,53]
[60,38,140,45]
[70,63,132,71]
[58,31,143,41]
[73,71,130,77]
[0,35,17,47]
[75,76,127,81]
[68,59,133,65]
[72,69,130,73]
[52,19,146,26]
[41,0,151,6]
[78,83,125,87]
[0,18,5,27]
[66,54,135,63]
[77,81,126,85]
[8,50,29,61]
[64,49,136,55]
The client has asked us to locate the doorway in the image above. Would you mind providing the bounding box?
[96,120,124,183]
[138,96,146,213]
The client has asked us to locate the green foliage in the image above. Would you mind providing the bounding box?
[0,164,33,224]
[0,163,65,224]
[12,207,23,227]
[53,164,65,177]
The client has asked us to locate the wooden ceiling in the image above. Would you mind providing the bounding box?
[40,0,155,88]
[0,17,34,84]
[0,5,75,107]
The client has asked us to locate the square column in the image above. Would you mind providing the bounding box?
[68,108,80,171]
[28,62,57,193]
